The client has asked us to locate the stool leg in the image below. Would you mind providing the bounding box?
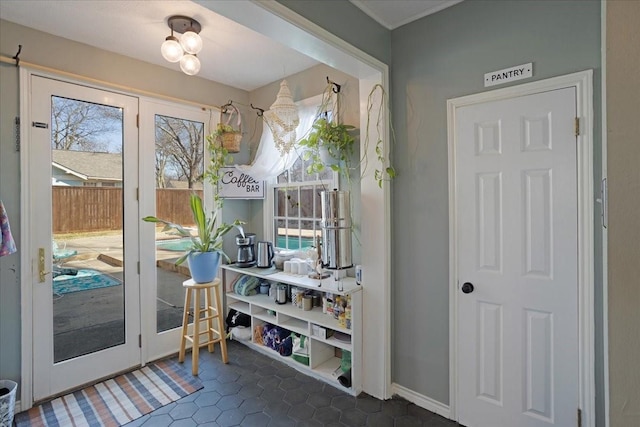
[214,284,228,364]
[205,287,215,353]
[192,288,201,375]
[178,288,191,364]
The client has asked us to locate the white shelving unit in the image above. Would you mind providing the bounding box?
[221,265,363,396]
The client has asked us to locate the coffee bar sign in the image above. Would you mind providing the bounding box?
[484,62,533,87]
[219,167,265,199]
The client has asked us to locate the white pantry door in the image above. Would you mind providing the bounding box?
[455,87,578,427]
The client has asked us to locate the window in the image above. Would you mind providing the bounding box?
[272,153,337,250]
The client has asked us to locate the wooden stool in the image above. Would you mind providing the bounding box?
[178,278,228,375]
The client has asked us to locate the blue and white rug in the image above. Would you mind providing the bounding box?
[53,269,121,295]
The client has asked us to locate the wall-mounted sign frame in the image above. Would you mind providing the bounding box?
[218,167,265,199]
[484,62,533,87]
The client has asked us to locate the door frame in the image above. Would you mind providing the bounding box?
[447,70,595,426]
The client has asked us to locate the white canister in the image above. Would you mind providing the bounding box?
[290,261,300,275]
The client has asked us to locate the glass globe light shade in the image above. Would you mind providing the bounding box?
[180,30,203,54]
[180,54,201,76]
[161,36,183,63]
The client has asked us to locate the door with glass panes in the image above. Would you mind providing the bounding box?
[139,99,211,360]
[29,75,140,401]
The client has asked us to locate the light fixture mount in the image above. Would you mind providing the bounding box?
[167,15,201,35]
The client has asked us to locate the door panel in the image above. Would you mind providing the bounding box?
[30,75,140,401]
[139,99,211,361]
[456,87,578,427]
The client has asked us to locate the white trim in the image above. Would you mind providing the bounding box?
[19,66,34,409]
[447,70,595,426]
[600,3,610,427]
[391,383,451,419]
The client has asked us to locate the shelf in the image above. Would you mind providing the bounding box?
[279,316,308,336]
[222,266,361,396]
[226,292,352,334]
[227,300,250,315]
[313,357,351,391]
[222,264,362,296]
[312,334,352,351]
[234,339,353,394]
[253,312,277,324]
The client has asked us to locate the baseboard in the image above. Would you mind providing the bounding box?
[15,399,22,413]
[391,383,451,420]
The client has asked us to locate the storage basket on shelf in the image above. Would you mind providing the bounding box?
[214,103,242,153]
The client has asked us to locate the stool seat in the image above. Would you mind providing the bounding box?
[179,278,228,375]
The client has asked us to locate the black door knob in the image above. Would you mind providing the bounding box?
[461,282,474,294]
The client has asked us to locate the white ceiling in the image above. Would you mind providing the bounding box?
[0,0,461,91]
[350,0,464,30]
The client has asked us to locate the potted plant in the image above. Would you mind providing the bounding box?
[212,103,242,153]
[205,135,233,209]
[298,117,356,177]
[143,193,244,283]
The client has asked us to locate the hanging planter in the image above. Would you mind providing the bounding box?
[214,104,242,153]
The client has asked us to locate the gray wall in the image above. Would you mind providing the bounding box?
[389,0,602,406]
[0,61,21,389]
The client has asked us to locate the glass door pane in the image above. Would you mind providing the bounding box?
[153,114,205,333]
[51,96,126,362]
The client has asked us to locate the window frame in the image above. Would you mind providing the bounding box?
[262,94,338,250]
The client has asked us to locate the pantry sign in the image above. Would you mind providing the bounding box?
[219,167,265,199]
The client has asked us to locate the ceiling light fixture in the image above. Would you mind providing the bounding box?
[161,15,202,76]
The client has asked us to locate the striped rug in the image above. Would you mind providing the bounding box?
[15,359,202,426]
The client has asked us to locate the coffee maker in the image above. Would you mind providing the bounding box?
[235,233,256,267]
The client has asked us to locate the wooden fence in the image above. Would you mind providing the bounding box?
[52,187,202,233]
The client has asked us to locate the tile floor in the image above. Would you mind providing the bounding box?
[126,340,459,426]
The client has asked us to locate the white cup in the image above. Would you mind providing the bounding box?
[290,261,300,275]
[283,261,292,273]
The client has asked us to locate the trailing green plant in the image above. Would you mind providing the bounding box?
[142,193,243,265]
[364,84,396,188]
[298,117,356,177]
[205,134,234,209]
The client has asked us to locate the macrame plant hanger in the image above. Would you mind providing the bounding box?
[264,80,299,156]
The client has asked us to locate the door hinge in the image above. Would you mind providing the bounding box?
[14,117,20,152]
[136,114,139,128]
[601,178,608,228]
[136,187,139,201]
[137,261,140,274]
[575,117,580,136]
[138,334,142,348]
[577,408,582,427]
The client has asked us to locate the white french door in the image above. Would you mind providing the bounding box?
[29,75,141,401]
[454,87,579,427]
[139,98,212,361]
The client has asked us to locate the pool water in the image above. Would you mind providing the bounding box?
[155,236,314,251]
[156,238,193,251]
[276,236,314,250]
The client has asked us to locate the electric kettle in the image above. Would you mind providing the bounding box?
[256,241,274,268]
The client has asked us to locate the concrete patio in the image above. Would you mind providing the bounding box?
[52,232,191,361]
